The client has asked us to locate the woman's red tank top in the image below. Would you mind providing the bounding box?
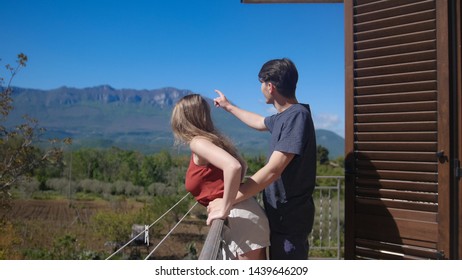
[185,155,224,206]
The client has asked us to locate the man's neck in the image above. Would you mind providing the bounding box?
[275,98,298,113]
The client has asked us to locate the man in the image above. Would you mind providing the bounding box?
[209,58,317,259]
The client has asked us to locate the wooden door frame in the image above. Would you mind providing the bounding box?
[343,0,355,260]
[436,0,452,259]
[454,0,462,260]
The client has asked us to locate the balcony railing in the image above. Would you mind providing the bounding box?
[199,175,344,260]
[309,176,344,259]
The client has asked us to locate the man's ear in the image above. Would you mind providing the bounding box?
[267,82,275,94]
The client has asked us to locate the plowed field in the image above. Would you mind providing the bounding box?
[5,200,112,223]
[1,199,208,259]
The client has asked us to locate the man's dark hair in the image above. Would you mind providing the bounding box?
[258,58,298,99]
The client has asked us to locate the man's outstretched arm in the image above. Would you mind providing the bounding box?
[214,90,267,131]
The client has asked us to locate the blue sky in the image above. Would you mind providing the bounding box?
[1,0,345,136]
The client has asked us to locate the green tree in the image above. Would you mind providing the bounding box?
[317,145,330,165]
[116,149,143,185]
[70,148,102,180]
[98,147,124,182]
[140,150,172,186]
[244,154,266,176]
[0,54,70,210]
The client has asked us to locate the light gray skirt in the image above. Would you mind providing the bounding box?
[221,197,270,259]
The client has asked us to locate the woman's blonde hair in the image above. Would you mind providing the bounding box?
[171,94,243,164]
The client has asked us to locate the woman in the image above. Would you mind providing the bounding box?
[171,94,270,260]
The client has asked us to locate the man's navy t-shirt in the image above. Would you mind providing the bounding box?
[263,103,317,235]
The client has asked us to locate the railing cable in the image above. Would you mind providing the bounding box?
[144,201,198,260]
[105,192,192,260]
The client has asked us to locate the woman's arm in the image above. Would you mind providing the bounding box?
[189,137,242,225]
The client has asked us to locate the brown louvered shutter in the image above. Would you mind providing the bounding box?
[344,0,452,259]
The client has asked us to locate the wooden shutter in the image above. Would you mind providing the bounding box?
[345,0,452,259]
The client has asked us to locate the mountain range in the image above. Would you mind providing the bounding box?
[6,86,345,158]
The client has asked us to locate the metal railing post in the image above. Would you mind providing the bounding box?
[309,176,344,259]
[337,176,341,259]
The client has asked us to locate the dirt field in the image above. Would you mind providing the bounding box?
[1,199,208,260]
[6,199,112,223]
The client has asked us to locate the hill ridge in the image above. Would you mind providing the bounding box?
[7,86,344,158]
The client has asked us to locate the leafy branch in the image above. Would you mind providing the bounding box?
[1,53,71,209]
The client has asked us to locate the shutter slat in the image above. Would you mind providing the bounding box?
[357,169,437,182]
[355,30,435,51]
[355,122,437,132]
[356,239,440,259]
[355,101,437,113]
[355,91,436,104]
[355,131,437,141]
[355,213,438,243]
[355,248,426,260]
[355,50,436,68]
[356,151,436,163]
[354,9,436,33]
[354,1,435,24]
[355,60,436,77]
[356,202,438,222]
[355,40,436,60]
[355,81,437,95]
[355,70,436,87]
[356,187,437,202]
[356,160,437,172]
[356,178,437,192]
[355,111,437,123]
[356,197,438,212]
[355,141,437,152]
[355,19,435,41]
[355,0,426,15]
